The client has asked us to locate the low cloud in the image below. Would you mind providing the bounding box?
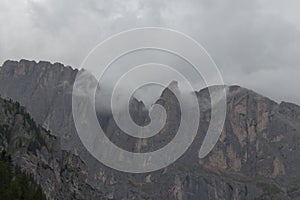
[0,0,300,105]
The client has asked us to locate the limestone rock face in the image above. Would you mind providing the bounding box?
[0,60,78,148]
[1,59,300,199]
[0,98,101,199]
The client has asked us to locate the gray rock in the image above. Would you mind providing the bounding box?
[0,98,102,199]
[1,59,300,199]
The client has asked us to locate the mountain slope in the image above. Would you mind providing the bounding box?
[0,59,78,148]
[0,97,103,199]
[0,149,47,200]
[1,59,300,199]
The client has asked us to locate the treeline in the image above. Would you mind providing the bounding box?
[0,150,47,200]
[1,97,48,153]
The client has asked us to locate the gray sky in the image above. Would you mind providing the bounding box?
[0,0,300,105]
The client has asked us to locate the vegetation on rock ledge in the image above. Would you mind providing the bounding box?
[0,150,47,199]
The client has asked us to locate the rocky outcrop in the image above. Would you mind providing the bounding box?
[0,98,102,199]
[1,59,300,199]
[0,60,78,149]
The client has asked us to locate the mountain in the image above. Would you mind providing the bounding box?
[0,97,103,199]
[1,59,300,199]
[0,60,78,148]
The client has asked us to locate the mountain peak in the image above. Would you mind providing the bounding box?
[167,80,179,89]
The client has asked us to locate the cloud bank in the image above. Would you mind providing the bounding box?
[0,0,300,105]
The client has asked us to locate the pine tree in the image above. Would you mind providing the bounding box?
[0,150,47,199]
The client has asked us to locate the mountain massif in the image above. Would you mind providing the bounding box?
[1,59,300,199]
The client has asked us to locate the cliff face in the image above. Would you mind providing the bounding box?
[1,59,300,199]
[195,86,300,199]
[0,98,102,199]
[0,60,78,149]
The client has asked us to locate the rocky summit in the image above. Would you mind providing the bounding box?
[1,59,300,199]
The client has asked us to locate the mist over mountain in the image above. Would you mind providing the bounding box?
[1,59,300,199]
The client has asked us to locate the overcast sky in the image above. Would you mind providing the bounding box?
[0,0,300,105]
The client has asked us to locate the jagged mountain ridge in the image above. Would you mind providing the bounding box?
[1,59,300,199]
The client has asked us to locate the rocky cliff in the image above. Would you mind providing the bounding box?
[1,59,300,199]
[0,97,103,199]
[0,60,78,149]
